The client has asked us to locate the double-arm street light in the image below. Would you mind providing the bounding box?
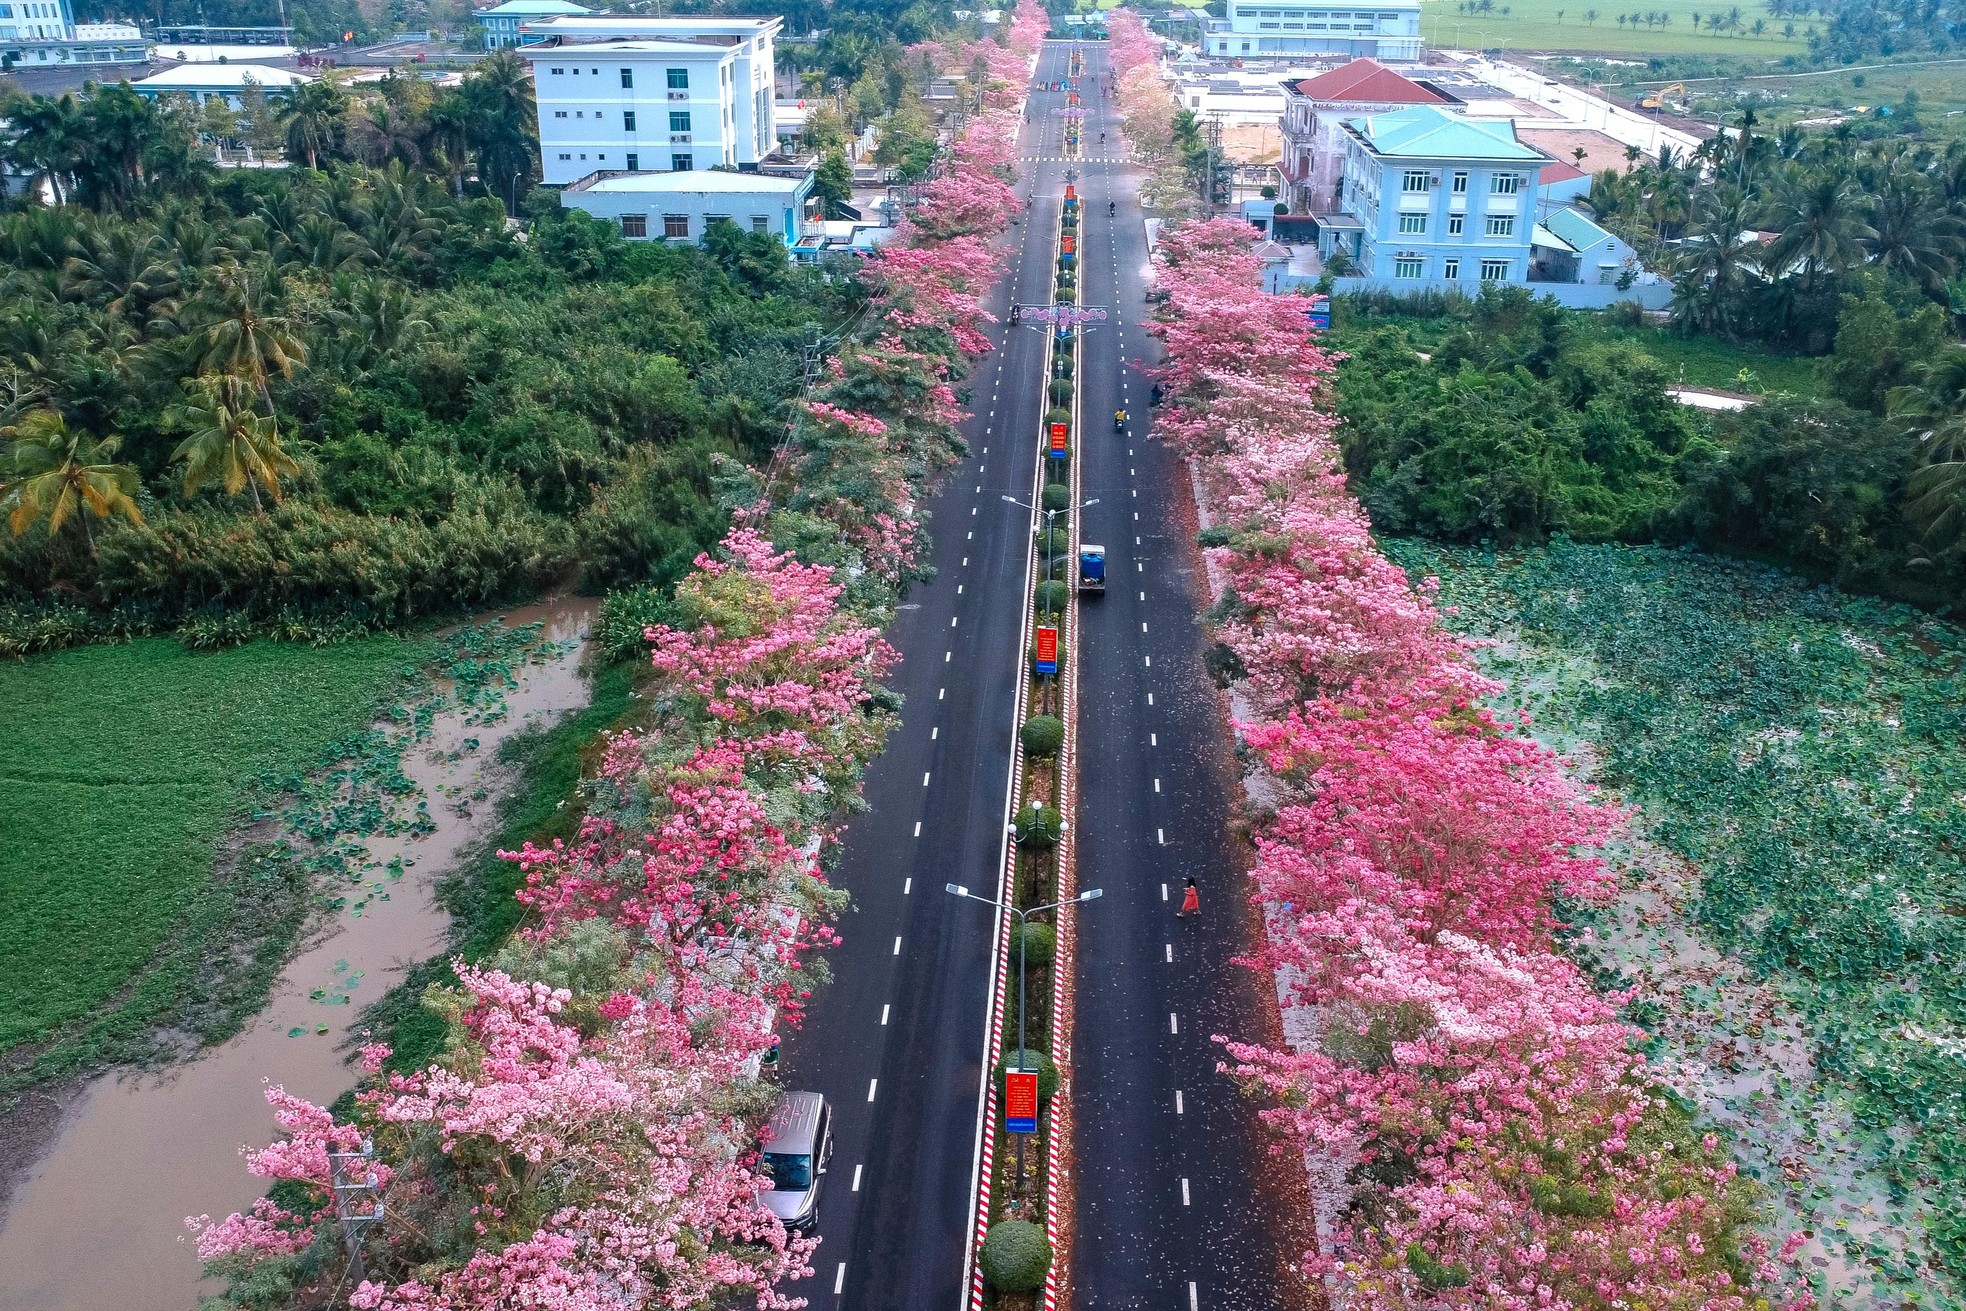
[1002,494,1099,619]
[947,884,1103,1181]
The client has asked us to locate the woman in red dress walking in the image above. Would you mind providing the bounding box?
[1177,877,1200,917]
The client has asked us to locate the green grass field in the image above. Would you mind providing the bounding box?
[1423,0,1809,57]
[0,636,429,1076]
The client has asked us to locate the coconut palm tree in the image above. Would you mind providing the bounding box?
[282,78,349,171]
[62,224,180,319]
[178,265,309,414]
[1762,165,1873,291]
[1,91,84,205]
[1865,163,1965,298]
[1892,347,1966,554]
[165,373,300,513]
[0,409,144,551]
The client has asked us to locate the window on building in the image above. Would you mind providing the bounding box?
[619,67,633,88]
[1241,41,1250,51]
[623,110,636,131]
[1485,215,1515,237]
[1398,213,1426,234]
[705,214,732,227]
[1394,257,1424,279]
[1599,265,1618,285]
[663,214,689,239]
[575,110,585,118]
[558,152,571,160]
[1479,258,1511,281]
[620,214,647,237]
[671,153,693,171]
[670,110,691,133]
[1443,257,1460,280]
[751,215,769,233]
[549,66,563,74]
[554,110,567,118]
[1447,214,1464,236]
[1451,171,1468,193]
[626,152,639,170]
[1401,170,1429,193]
[1491,172,1522,194]
[666,67,688,89]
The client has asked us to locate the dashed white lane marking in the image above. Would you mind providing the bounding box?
[1176,1089,1185,1114]
[893,936,903,956]
[1161,883,1168,901]
[867,1079,879,1102]
[1142,622,1149,633]
[968,531,973,540]
[1189,1282,1198,1311]
[1139,591,1146,600]
[923,772,932,786]
[1169,1012,1179,1034]
[931,726,939,740]
[914,821,922,837]
[1147,693,1154,705]
[1150,733,1157,745]
[951,616,959,627]
[1182,1178,1191,1206]
[972,506,978,515]
[1136,562,1143,572]
[1154,778,1161,792]
[853,1164,864,1191]
[1164,942,1172,962]
[939,687,946,700]
[1132,488,1137,497]
[1158,827,1165,844]
[835,1264,847,1295]
[1144,656,1152,668]
[962,557,969,566]
[881,1005,890,1027]
[904,877,912,894]
[945,651,952,663]
[957,584,964,595]
[975,485,981,493]
[1136,536,1142,545]
[1133,510,1139,520]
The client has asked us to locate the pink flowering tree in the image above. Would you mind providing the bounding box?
[1142,213,1812,1310]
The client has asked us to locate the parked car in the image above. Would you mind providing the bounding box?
[761,1091,832,1233]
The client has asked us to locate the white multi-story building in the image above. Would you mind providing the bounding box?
[1,0,145,68]
[518,15,778,184]
[1204,0,1422,62]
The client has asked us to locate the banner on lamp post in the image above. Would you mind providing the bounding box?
[1034,626,1059,676]
[1005,1070,1039,1135]
[1049,422,1068,457]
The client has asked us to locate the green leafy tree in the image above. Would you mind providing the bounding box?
[179,266,310,414]
[282,78,350,171]
[0,409,144,550]
[814,149,854,219]
[459,51,538,214]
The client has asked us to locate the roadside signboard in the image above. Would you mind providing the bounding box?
[1049,422,1068,455]
[1034,626,1059,676]
[1005,1070,1039,1134]
[1062,235,1076,255]
[1305,293,1332,332]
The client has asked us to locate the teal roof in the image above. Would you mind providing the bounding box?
[1348,106,1544,163]
[1541,206,1614,250]
[478,0,593,17]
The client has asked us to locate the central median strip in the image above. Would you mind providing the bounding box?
[963,48,1095,1311]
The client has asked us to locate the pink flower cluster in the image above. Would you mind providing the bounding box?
[1144,221,1812,1309]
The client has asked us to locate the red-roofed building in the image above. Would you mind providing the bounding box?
[1280,58,1452,213]
[1536,159,1592,210]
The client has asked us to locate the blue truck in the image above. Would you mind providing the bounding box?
[1077,544,1105,594]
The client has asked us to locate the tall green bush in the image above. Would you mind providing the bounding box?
[980,1220,1051,1293]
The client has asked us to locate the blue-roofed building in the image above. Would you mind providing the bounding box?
[1331,105,1550,286]
[1530,205,1642,286]
[475,0,595,49]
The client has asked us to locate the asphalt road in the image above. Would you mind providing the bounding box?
[774,40,1080,1311]
[1066,43,1301,1311]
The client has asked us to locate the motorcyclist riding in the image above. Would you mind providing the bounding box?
[1108,200,1117,216]
[1114,409,1128,431]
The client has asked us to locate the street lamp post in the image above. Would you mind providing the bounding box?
[1003,494,1098,715]
[508,169,526,217]
[947,884,1102,1185]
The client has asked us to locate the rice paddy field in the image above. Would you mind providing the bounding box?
[1392,537,1966,1308]
[0,635,432,1090]
[1421,0,1811,57]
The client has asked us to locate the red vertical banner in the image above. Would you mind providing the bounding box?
[1049,423,1068,452]
[1064,184,1076,201]
[1034,626,1059,676]
[1061,234,1076,255]
[1005,1070,1039,1134]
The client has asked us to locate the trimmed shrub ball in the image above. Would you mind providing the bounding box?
[981,1220,1052,1293]
[1014,803,1062,849]
[1007,920,1057,968]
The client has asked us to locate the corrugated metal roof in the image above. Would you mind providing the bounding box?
[1542,206,1613,250]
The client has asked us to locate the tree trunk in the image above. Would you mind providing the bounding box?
[248,472,264,516]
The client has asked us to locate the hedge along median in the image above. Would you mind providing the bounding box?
[969,168,1089,1311]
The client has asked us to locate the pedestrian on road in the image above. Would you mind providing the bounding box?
[1177,878,1200,918]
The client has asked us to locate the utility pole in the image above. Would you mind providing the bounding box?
[1202,111,1223,213]
[328,1139,385,1286]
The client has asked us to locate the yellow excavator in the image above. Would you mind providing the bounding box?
[1640,82,1686,113]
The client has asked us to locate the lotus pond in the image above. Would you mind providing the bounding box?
[1390,537,1966,1309]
